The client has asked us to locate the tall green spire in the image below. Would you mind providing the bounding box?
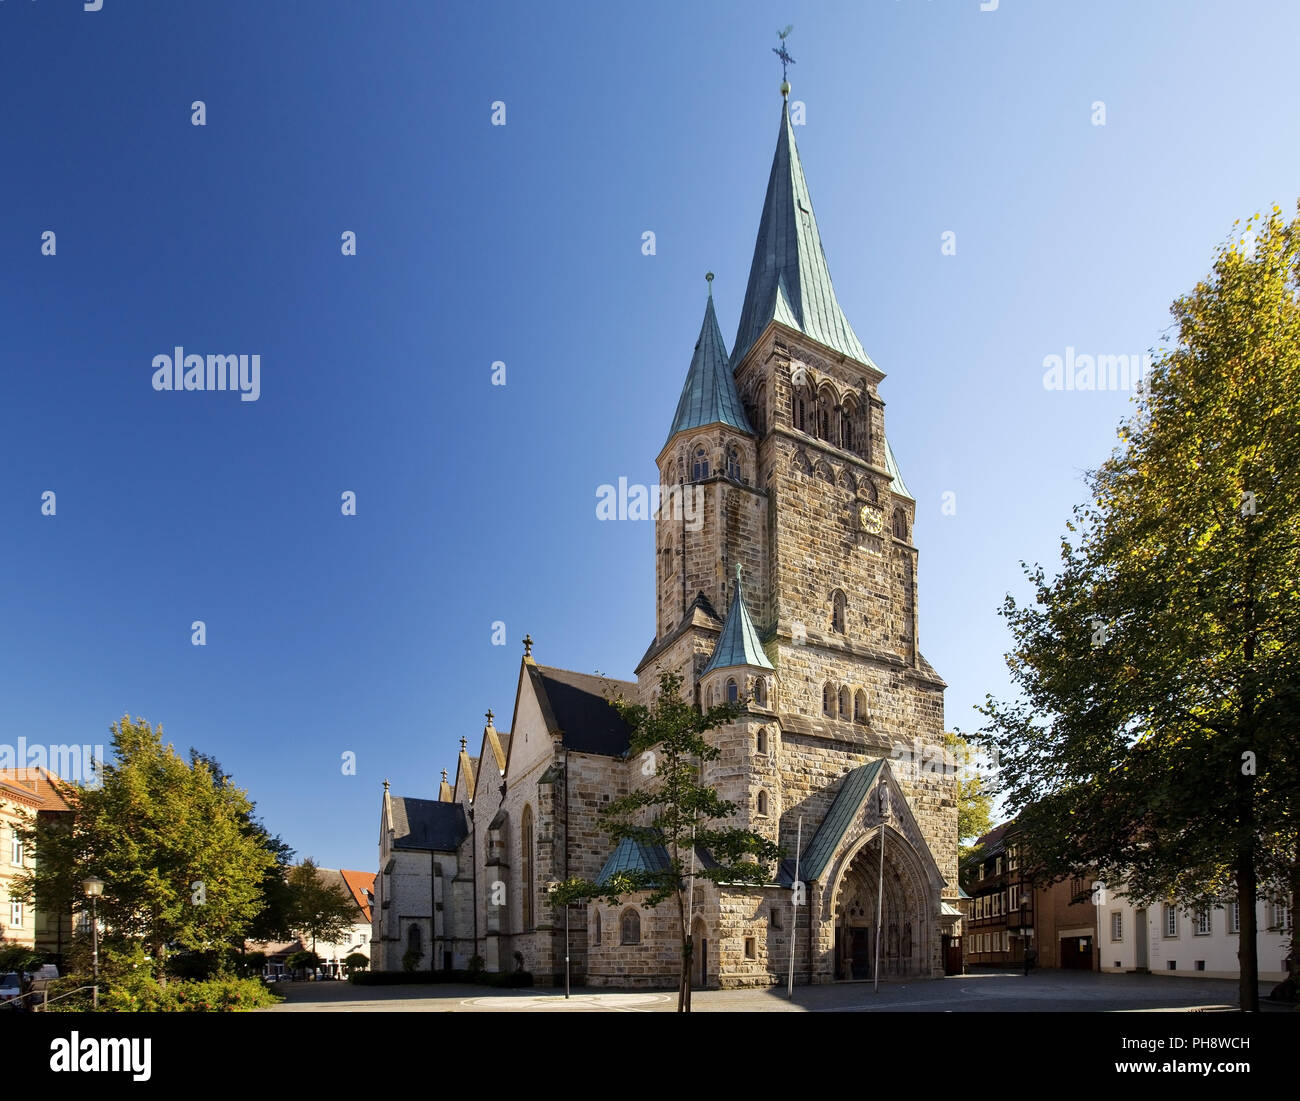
[732,96,872,370]
[666,278,754,444]
[703,566,774,674]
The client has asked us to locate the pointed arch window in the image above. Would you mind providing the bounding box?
[757,790,770,817]
[854,689,868,725]
[725,445,742,482]
[838,686,851,720]
[822,683,835,716]
[756,727,768,754]
[726,677,739,704]
[792,388,809,433]
[831,590,847,634]
[693,447,710,481]
[893,507,909,540]
[521,805,534,931]
[753,677,768,708]
[620,908,641,945]
[841,400,855,452]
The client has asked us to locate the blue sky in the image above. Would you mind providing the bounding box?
[3,0,1298,872]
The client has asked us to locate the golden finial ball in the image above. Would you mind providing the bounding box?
[781,80,790,97]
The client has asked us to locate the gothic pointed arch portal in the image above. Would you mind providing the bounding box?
[830,826,932,981]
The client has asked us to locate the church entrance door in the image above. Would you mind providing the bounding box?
[850,929,871,979]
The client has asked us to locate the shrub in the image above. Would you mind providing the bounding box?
[100,975,281,1012]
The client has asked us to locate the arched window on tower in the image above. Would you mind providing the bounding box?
[521,805,534,931]
[822,683,835,717]
[841,398,856,452]
[756,727,768,754]
[620,908,641,945]
[838,685,851,720]
[753,676,767,708]
[831,590,847,634]
[819,392,834,441]
[854,689,868,725]
[725,445,742,482]
[757,790,770,817]
[693,447,710,481]
[726,677,739,704]
[893,507,909,541]
[792,386,809,433]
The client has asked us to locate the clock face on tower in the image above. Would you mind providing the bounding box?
[858,504,883,535]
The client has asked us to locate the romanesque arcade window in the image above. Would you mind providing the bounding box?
[854,689,868,725]
[620,908,641,945]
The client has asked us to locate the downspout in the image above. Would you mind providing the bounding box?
[430,850,437,971]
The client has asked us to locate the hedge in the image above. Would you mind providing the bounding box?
[350,968,533,988]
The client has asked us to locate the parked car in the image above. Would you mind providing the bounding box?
[0,973,22,1005]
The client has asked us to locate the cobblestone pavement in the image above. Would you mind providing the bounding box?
[261,970,1285,1012]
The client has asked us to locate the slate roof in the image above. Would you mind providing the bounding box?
[595,836,673,885]
[531,665,636,757]
[667,292,753,443]
[966,820,1016,865]
[732,97,873,371]
[390,796,468,852]
[798,759,885,883]
[702,571,774,674]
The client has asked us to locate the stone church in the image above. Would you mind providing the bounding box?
[373,78,960,987]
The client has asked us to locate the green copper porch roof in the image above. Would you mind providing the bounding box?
[798,759,884,883]
[667,292,753,442]
[702,570,774,675]
[884,437,913,499]
[732,98,872,371]
[595,836,673,885]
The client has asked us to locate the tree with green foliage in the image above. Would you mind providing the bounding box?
[344,952,368,972]
[978,205,1300,1011]
[284,949,321,979]
[13,717,277,983]
[550,671,783,1012]
[946,731,995,864]
[189,750,297,948]
[285,859,358,954]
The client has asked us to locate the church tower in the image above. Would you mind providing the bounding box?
[633,70,956,986]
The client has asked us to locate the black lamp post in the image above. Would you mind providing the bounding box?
[81,876,103,1009]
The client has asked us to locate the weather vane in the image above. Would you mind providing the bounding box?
[773,25,795,86]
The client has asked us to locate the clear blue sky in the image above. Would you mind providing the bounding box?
[3,1,1298,872]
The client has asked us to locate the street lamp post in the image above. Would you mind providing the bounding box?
[81,876,104,1010]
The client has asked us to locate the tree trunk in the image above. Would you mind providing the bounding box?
[1236,847,1259,1012]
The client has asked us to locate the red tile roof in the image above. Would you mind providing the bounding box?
[0,767,76,812]
[339,869,375,923]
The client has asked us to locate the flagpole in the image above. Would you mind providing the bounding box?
[874,783,887,994]
[787,816,802,998]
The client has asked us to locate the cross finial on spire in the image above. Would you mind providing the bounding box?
[485,708,494,726]
[383,778,390,791]
[773,25,795,96]
[460,736,467,751]
[523,633,534,657]
[441,768,448,782]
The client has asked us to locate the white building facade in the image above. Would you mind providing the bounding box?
[1098,888,1291,982]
